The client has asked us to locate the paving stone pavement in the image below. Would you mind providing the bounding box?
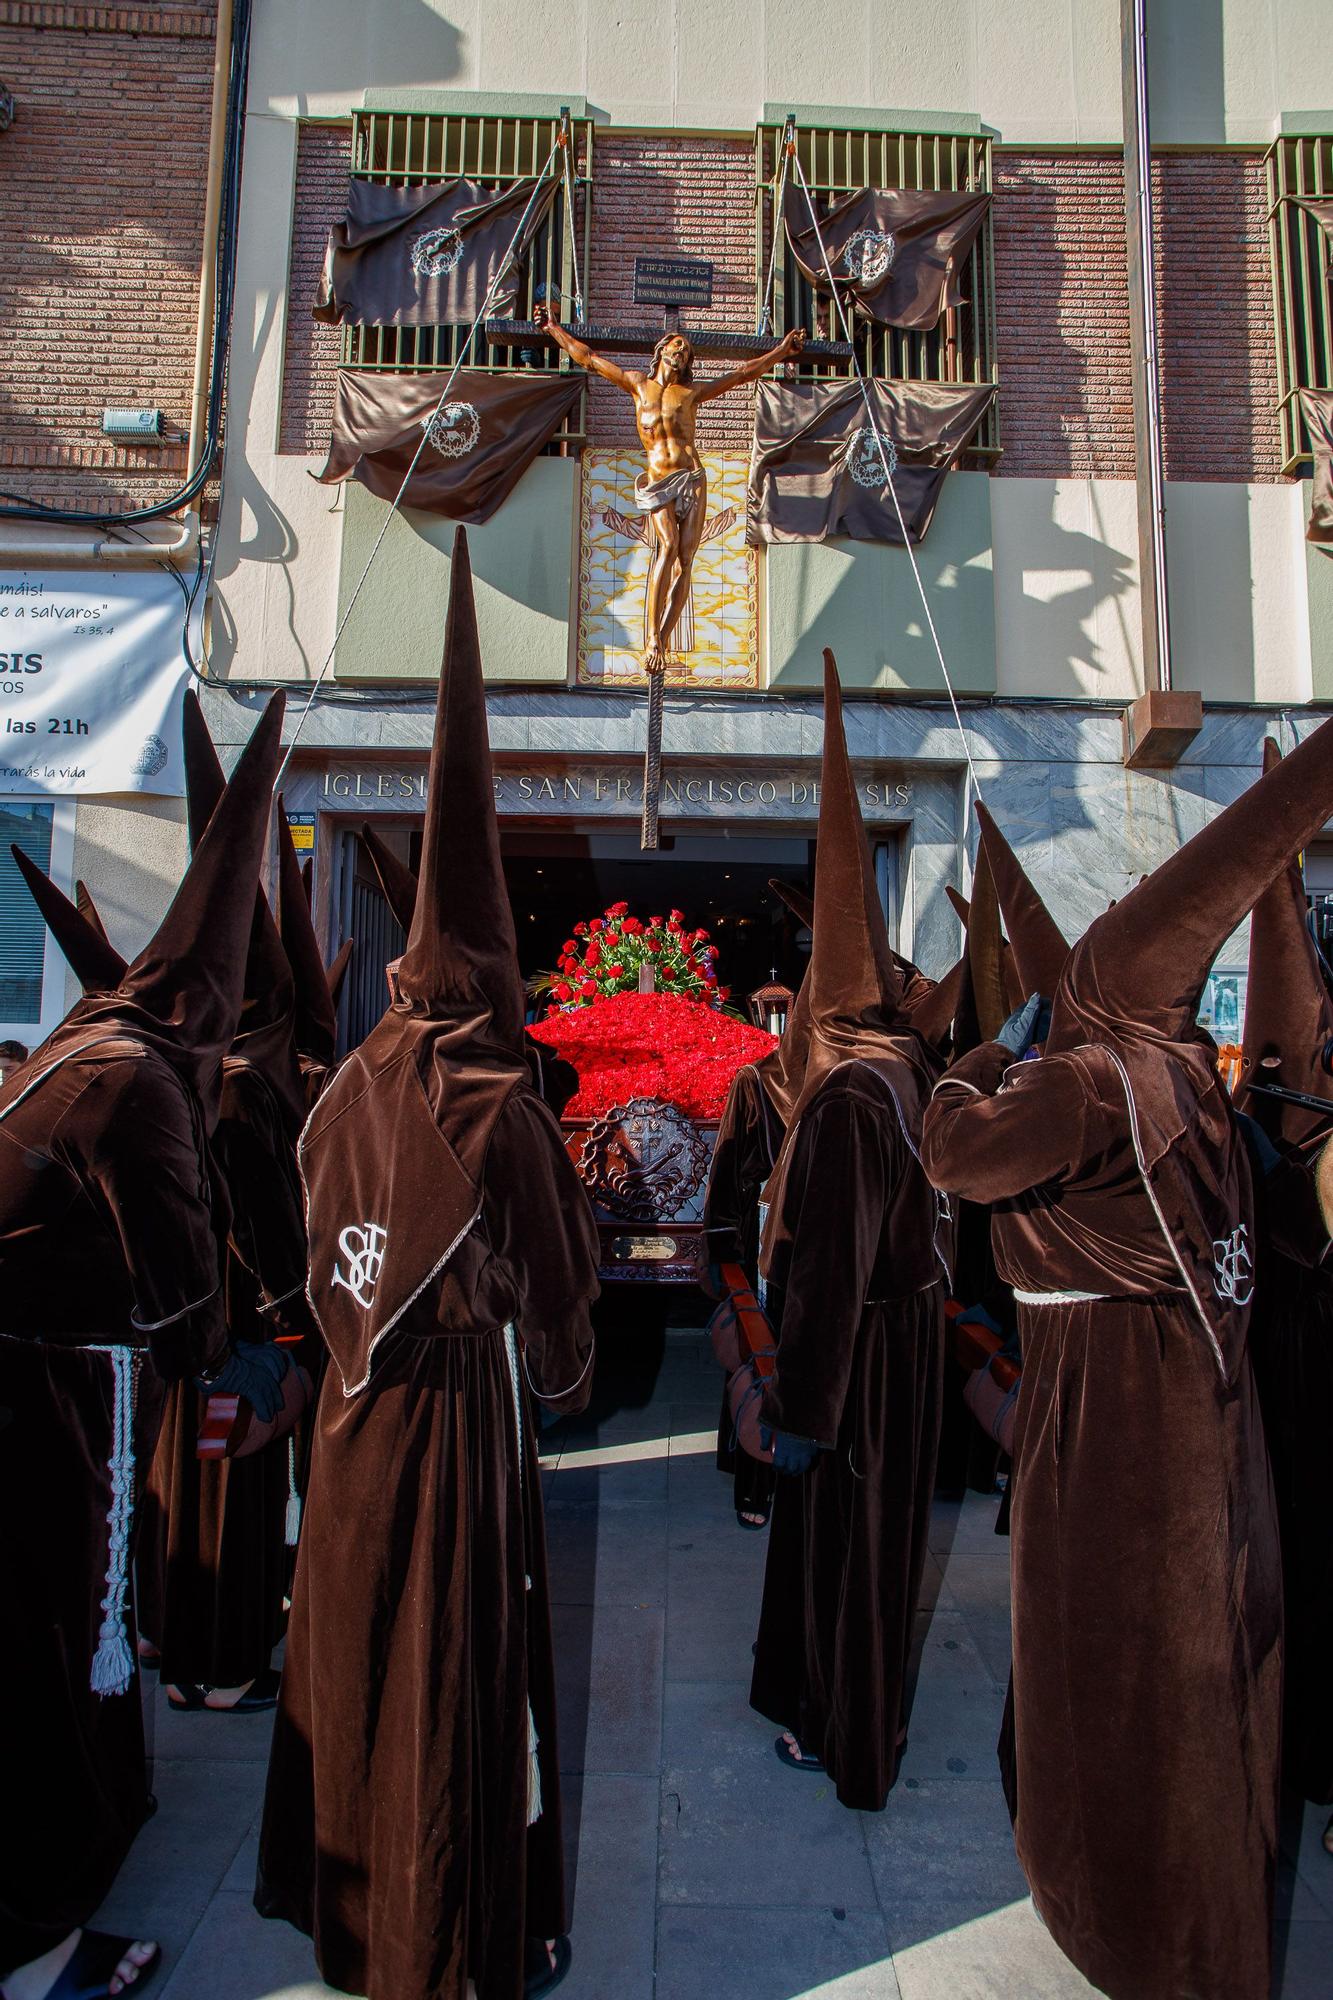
[101,1325,1333,1999]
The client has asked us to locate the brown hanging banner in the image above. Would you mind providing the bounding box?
[747,376,995,547]
[1299,387,1333,546]
[316,367,584,522]
[782,182,990,332]
[313,175,559,328]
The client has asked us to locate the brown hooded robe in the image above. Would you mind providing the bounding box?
[749,654,950,1812]
[256,533,600,2000]
[919,731,1333,2000]
[0,696,285,1974]
[139,695,311,1693]
[1236,739,1333,1808]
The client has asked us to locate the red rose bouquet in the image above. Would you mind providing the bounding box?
[536,904,731,1010]
[527,991,777,1121]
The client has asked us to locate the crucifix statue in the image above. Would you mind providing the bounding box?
[537,304,806,844]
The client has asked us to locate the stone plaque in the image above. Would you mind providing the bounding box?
[633,255,713,309]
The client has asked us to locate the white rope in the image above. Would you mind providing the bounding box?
[87,1344,138,1697]
[273,134,566,795]
[788,147,983,805]
[285,1433,301,1547]
[757,137,792,335]
[561,132,585,322]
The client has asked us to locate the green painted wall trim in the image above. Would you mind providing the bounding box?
[1280,111,1333,134]
[335,459,578,684]
[1307,485,1333,701]
[360,89,596,121]
[765,471,996,694]
[761,102,982,136]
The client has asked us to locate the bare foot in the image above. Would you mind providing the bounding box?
[780,1730,817,1764]
[164,1679,254,1709]
[1,1930,158,2000]
[739,1511,766,1527]
[1323,1812,1332,1857]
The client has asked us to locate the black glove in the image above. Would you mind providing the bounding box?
[760,1425,820,1476]
[197,1340,291,1424]
[995,993,1044,1059]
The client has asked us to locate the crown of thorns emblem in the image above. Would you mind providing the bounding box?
[848,424,898,488]
[420,401,481,459]
[842,227,897,286]
[410,226,465,277]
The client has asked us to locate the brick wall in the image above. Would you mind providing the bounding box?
[993,148,1283,483]
[280,122,350,455]
[0,1,219,511]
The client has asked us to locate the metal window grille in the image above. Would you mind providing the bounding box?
[1266,134,1333,474]
[343,109,593,451]
[754,121,999,456]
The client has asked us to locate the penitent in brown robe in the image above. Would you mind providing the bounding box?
[0,695,285,1976]
[921,722,1333,2000]
[256,531,599,2000]
[750,654,949,1812]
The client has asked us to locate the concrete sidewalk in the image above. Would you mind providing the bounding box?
[100,1326,1333,1999]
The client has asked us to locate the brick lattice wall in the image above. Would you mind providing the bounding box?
[993,148,1282,482]
[0,3,218,511]
[280,122,351,455]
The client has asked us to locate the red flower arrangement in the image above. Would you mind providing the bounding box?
[535,904,730,1010]
[528,991,777,1121]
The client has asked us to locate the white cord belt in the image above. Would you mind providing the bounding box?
[84,1342,142,1698]
[1011,1288,1110,1306]
[503,1322,543,1828]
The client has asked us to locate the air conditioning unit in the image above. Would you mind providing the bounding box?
[101,408,164,440]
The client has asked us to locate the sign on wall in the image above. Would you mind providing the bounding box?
[577,451,758,691]
[0,570,188,797]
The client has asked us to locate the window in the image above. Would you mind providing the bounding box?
[0,799,74,1046]
[342,108,593,451]
[754,119,999,457]
[1266,134,1333,474]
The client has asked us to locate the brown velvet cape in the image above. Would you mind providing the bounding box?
[921,1039,1280,2000]
[258,533,600,2000]
[1299,386,1333,545]
[782,180,991,331]
[314,173,558,328]
[747,377,995,547]
[317,367,585,523]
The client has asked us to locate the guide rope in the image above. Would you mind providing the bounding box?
[787,143,983,804]
[561,124,586,323]
[273,127,568,794]
[757,133,792,336]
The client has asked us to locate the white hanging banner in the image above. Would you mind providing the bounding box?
[0,570,188,797]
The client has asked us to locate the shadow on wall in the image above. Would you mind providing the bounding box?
[277,2,466,106]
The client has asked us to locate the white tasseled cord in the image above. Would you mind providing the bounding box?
[504,1321,542,1827]
[285,1435,302,1548]
[87,1344,139,1697]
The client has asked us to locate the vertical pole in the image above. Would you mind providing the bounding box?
[186,0,235,484]
[640,666,665,850]
[1121,0,1172,691]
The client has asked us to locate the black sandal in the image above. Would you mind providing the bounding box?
[735,1508,770,1531]
[774,1732,824,1773]
[1323,1812,1333,1857]
[524,1934,572,1998]
[166,1666,280,1713]
[42,1930,162,2000]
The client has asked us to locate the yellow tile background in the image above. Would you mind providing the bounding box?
[577,451,759,689]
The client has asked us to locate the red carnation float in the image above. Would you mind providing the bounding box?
[528,991,776,1121]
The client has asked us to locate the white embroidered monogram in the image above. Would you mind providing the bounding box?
[848,424,898,487]
[1212,1224,1254,1307]
[842,226,897,285]
[331,1223,388,1309]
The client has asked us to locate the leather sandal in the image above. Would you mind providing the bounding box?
[166,1665,280,1713]
[40,1930,161,2000]
[524,1934,572,1998]
[774,1732,824,1772]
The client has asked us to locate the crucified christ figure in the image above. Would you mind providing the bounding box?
[538,306,805,672]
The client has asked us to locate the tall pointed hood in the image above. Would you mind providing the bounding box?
[20,694,287,1127]
[975,802,1069,1001]
[358,822,418,934]
[181,692,304,1134]
[326,938,354,1006]
[76,880,113,947]
[1049,716,1333,1056]
[953,837,1010,1053]
[396,529,525,1049]
[11,848,127,993]
[756,878,815,1128]
[769,877,814,931]
[1237,737,1333,1151]
[276,797,339,1070]
[298,532,529,1398]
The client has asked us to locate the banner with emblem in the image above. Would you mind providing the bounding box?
[747,377,996,546]
[1299,387,1333,545]
[783,183,990,332]
[316,367,584,522]
[314,175,558,328]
